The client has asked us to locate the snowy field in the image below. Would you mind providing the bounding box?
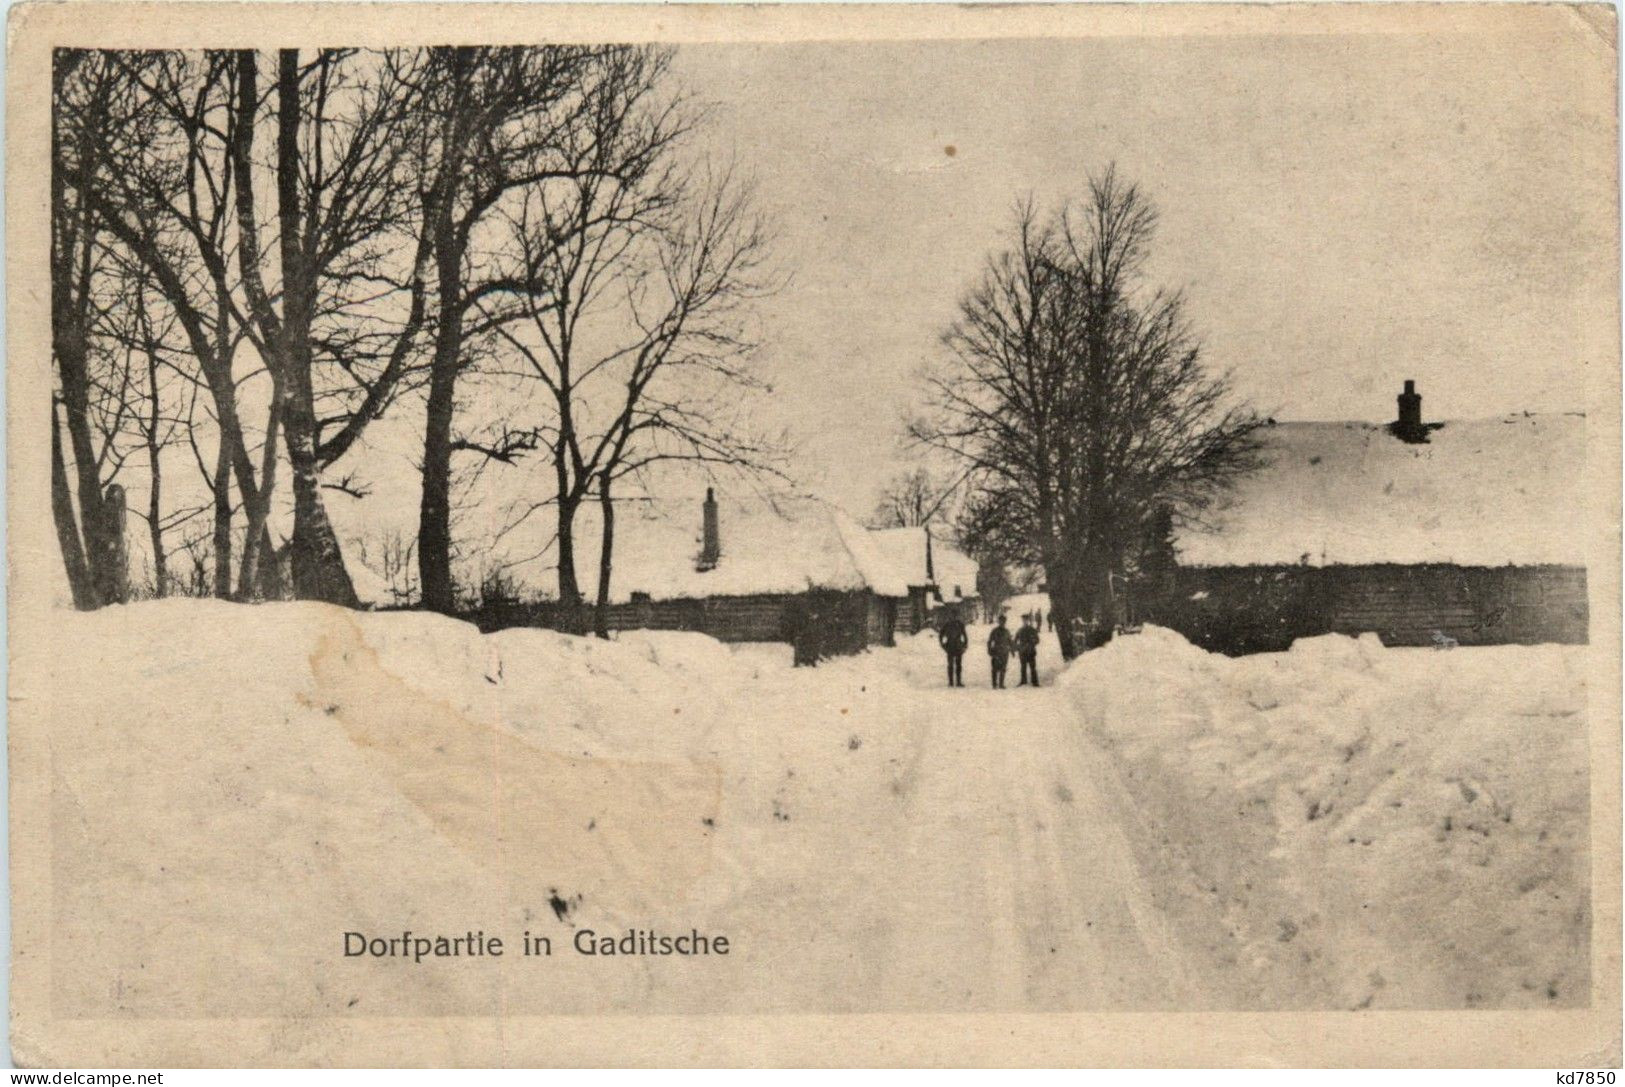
[42,600,1587,1020]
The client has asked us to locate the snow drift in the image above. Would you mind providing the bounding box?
[1060,624,1590,1009]
[47,600,1102,1019]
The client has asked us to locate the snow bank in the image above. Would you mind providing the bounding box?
[42,600,1015,1018]
[1062,624,1590,1008]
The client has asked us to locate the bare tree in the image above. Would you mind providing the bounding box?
[914,168,1263,658]
[51,50,131,608]
[582,167,784,637]
[401,44,621,614]
[57,51,283,600]
[89,257,212,598]
[351,530,419,607]
[475,52,683,629]
[868,467,960,529]
[228,48,435,606]
[485,140,782,635]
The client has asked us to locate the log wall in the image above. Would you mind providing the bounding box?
[1144,563,1588,655]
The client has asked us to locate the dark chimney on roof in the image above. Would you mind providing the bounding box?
[1392,379,1430,443]
[698,487,720,571]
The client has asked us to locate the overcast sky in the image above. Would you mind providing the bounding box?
[669,25,1615,516]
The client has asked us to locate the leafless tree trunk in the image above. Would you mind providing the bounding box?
[51,397,95,608]
[269,50,355,604]
[139,297,168,595]
[555,478,586,632]
[593,471,615,639]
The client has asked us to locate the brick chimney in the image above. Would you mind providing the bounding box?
[1393,379,1429,443]
[698,487,720,571]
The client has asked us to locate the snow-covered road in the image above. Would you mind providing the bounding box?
[847,629,1200,1009]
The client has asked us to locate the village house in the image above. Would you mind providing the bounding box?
[473,489,912,661]
[1143,382,1589,654]
[867,525,981,633]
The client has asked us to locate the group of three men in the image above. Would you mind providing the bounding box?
[936,611,1042,689]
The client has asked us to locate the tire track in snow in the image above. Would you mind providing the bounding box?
[1004,693,1198,1007]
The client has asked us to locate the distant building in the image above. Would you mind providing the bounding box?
[472,489,911,661]
[1144,382,1589,654]
[867,525,980,633]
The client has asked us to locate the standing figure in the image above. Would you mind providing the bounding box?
[986,613,1012,689]
[938,608,968,688]
[1070,615,1089,653]
[1015,614,1041,687]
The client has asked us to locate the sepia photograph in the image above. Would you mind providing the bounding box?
[8,0,1621,1068]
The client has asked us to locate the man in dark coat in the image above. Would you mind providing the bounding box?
[938,608,968,687]
[986,613,1012,689]
[1015,614,1041,687]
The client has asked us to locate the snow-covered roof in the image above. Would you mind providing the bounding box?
[867,526,981,599]
[1175,414,1586,568]
[583,493,911,603]
[934,544,980,600]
